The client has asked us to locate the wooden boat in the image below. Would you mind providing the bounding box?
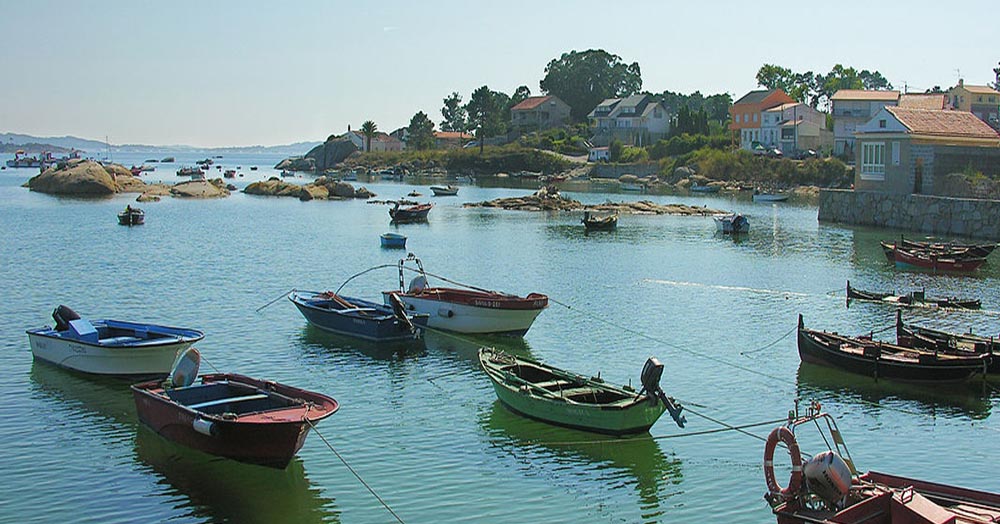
[289,290,428,342]
[765,405,1000,524]
[690,184,720,193]
[118,206,145,226]
[895,311,1000,374]
[429,185,459,196]
[478,347,686,435]
[846,280,981,309]
[380,232,407,249]
[753,191,789,202]
[891,246,986,273]
[223,169,236,178]
[26,305,204,377]
[880,240,982,262]
[381,255,547,336]
[899,237,997,259]
[176,166,201,177]
[389,202,433,224]
[582,211,618,231]
[796,315,989,383]
[714,213,749,234]
[131,348,338,469]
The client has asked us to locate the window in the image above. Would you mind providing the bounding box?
[781,128,794,140]
[736,114,741,123]
[879,119,886,128]
[891,142,900,165]
[861,142,885,179]
[753,113,758,122]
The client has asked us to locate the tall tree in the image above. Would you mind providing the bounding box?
[756,64,796,93]
[440,92,467,132]
[539,49,642,121]
[407,111,435,150]
[511,85,531,107]
[465,86,510,154]
[992,61,1000,91]
[360,120,377,152]
[756,63,893,110]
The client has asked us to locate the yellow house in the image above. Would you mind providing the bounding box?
[948,79,1000,129]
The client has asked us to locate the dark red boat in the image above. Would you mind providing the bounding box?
[389,202,433,223]
[132,352,338,468]
[890,246,986,273]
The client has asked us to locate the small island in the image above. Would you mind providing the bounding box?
[464,186,724,215]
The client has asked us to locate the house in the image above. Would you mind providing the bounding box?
[347,131,404,152]
[588,146,609,162]
[510,95,571,133]
[759,102,832,153]
[853,106,1000,195]
[729,89,796,151]
[433,131,474,149]
[587,94,670,146]
[948,79,1000,129]
[830,90,900,157]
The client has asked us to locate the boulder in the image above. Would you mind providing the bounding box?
[299,185,328,201]
[274,156,315,172]
[331,181,356,198]
[244,178,302,197]
[355,186,375,199]
[170,179,230,198]
[26,160,119,195]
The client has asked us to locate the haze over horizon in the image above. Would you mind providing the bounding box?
[3,0,997,148]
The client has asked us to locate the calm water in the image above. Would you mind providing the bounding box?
[2,152,999,523]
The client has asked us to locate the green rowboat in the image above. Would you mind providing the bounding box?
[478,347,686,435]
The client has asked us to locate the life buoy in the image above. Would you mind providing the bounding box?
[764,426,803,500]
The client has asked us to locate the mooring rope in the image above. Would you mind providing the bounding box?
[255,288,296,313]
[740,326,797,357]
[523,416,789,447]
[304,418,406,524]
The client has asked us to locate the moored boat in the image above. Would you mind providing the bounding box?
[289,290,428,342]
[891,246,986,273]
[582,211,618,231]
[846,280,981,309]
[118,205,145,226]
[223,169,236,178]
[381,255,547,336]
[714,213,749,234]
[389,202,432,224]
[752,191,788,202]
[690,184,720,193]
[895,311,1000,374]
[479,347,686,435]
[898,236,997,259]
[380,232,407,249]
[131,348,338,469]
[177,166,201,177]
[26,305,204,377]
[429,185,459,196]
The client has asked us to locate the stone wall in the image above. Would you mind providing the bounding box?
[818,189,1000,240]
[590,162,660,179]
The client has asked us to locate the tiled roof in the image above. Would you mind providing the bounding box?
[898,94,947,110]
[511,96,552,111]
[588,98,621,117]
[433,131,473,140]
[733,90,773,106]
[961,85,1000,95]
[765,102,804,112]
[831,89,900,101]
[886,107,1000,139]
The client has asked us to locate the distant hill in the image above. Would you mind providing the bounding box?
[0,133,321,155]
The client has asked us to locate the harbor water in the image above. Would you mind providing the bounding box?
[2,153,999,523]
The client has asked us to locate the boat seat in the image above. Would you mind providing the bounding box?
[68,318,100,343]
[337,307,378,314]
[99,336,142,345]
[533,380,572,390]
[187,393,268,410]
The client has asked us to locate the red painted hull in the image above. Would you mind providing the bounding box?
[131,373,338,468]
[392,287,548,311]
[892,247,985,273]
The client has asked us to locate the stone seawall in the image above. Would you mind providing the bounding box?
[818,189,1000,240]
[590,162,659,179]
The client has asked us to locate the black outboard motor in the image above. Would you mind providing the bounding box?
[52,305,81,331]
[639,357,686,428]
[389,294,415,333]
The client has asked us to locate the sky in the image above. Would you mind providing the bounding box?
[2,0,998,148]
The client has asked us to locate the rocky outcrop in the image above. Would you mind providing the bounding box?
[243,176,375,201]
[170,179,230,198]
[274,156,316,172]
[25,159,144,196]
[274,136,360,173]
[465,186,723,215]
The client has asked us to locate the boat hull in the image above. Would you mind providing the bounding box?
[380,234,407,249]
[753,194,788,202]
[290,292,427,342]
[383,289,546,336]
[429,186,458,196]
[714,214,749,234]
[891,247,986,272]
[118,210,145,226]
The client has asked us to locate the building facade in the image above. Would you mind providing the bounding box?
[759,102,832,153]
[948,80,1000,129]
[588,94,670,146]
[728,89,795,151]
[830,90,900,157]
[510,95,571,134]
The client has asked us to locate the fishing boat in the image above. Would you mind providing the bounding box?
[6,150,42,168]
[582,211,618,231]
[690,184,720,193]
[714,213,749,234]
[895,311,1000,374]
[898,237,997,259]
[765,403,1000,524]
[880,240,981,262]
[479,347,686,435]
[752,191,789,202]
[890,246,986,273]
[26,305,204,377]
[380,232,407,249]
[846,280,981,309]
[381,255,547,336]
[796,315,989,383]
[429,185,459,196]
[118,205,145,226]
[289,290,428,342]
[389,202,432,224]
[131,347,338,469]
[223,169,236,178]
[176,166,201,177]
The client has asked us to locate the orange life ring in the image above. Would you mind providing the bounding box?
[763,426,803,500]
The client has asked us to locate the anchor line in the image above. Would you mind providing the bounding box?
[255,288,296,313]
[304,418,406,524]
[527,416,790,447]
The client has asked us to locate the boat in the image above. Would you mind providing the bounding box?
[753,191,789,202]
[895,311,1000,374]
[714,213,749,234]
[846,280,981,309]
[582,211,618,231]
[249,166,258,171]
[223,169,236,178]
[380,232,407,249]
[26,305,204,377]
[898,237,997,259]
[177,166,201,177]
[690,184,720,193]
[381,255,548,336]
[189,170,206,181]
[389,202,432,223]
[478,347,686,435]
[289,290,428,342]
[429,185,459,196]
[891,246,986,273]
[880,240,984,262]
[131,347,338,469]
[6,150,43,168]
[796,314,989,383]
[280,170,295,177]
[118,205,145,226]
[130,165,143,176]
[765,403,1000,524]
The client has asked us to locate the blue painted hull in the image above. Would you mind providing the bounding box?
[289,291,428,342]
[380,234,407,249]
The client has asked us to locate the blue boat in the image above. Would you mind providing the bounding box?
[289,291,429,342]
[380,232,407,249]
[690,184,720,193]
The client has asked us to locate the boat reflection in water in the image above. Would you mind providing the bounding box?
[134,425,339,524]
[482,402,682,520]
[795,362,992,420]
[296,323,426,364]
[29,361,138,432]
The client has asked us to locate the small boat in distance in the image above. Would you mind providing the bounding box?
[289,290,428,342]
[249,166,258,171]
[118,205,145,226]
[430,185,459,196]
[223,169,236,178]
[380,232,407,249]
[752,190,788,202]
[389,202,433,224]
[176,166,201,177]
[582,211,618,231]
[897,236,997,259]
[280,170,295,177]
[131,347,338,469]
[690,184,720,193]
[26,305,204,377]
[714,213,749,234]
[846,280,981,309]
[479,347,686,435]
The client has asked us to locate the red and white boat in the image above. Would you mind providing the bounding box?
[382,255,548,336]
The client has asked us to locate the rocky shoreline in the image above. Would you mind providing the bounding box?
[464,186,725,215]
[24,159,231,200]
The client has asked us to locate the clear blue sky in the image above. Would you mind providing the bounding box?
[3,0,997,148]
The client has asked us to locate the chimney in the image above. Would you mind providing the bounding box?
[959,78,964,87]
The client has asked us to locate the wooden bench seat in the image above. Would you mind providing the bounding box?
[187,393,268,410]
[532,380,573,390]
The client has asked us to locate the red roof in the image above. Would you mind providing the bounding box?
[831,89,900,101]
[511,96,552,111]
[886,107,1000,140]
[433,131,473,140]
[898,94,947,110]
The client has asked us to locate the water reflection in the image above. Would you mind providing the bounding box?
[422,329,536,368]
[296,324,426,363]
[134,426,339,524]
[482,402,682,520]
[28,361,138,429]
[795,362,993,420]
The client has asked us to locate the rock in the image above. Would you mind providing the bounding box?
[299,185,328,201]
[136,193,161,203]
[26,160,120,195]
[274,156,316,172]
[331,181,356,198]
[170,179,230,198]
[355,186,375,199]
[244,178,302,197]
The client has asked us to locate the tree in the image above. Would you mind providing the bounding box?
[511,85,531,107]
[608,139,623,162]
[539,49,642,121]
[756,64,796,93]
[361,120,377,152]
[993,61,1000,91]
[465,85,510,154]
[441,92,467,132]
[407,111,435,150]
[756,63,893,111]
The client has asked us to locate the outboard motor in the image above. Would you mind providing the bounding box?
[802,450,853,507]
[52,305,81,331]
[389,293,414,332]
[639,357,686,428]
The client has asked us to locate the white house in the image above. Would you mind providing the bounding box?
[830,90,900,156]
[760,102,831,153]
[587,94,670,146]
